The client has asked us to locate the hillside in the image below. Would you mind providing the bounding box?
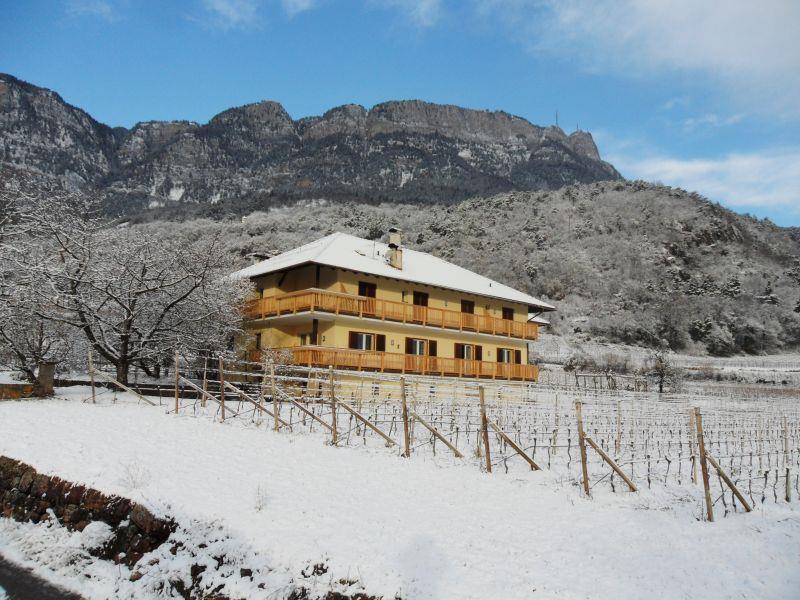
[135,181,800,356]
[0,73,619,215]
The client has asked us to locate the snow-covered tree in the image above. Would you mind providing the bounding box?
[6,190,252,384]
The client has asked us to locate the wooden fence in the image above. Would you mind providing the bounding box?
[132,355,800,522]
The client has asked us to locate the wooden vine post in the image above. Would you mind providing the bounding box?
[575,401,590,497]
[329,366,338,445]
[201,357,208,408]
[270,361,279,432]
[615,399,621,454]
[88,350,96,404]
[219,357,226,422]
[784,416,791,503]
[400,377,411,458]
[258,358,268,419]
[694,407,714,522]
[689,409,698,485]
[479,386,492,473]
[173,349,180,414]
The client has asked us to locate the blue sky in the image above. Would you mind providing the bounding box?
[2,1,799,226]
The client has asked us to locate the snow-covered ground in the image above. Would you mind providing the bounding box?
[1,388,799,599]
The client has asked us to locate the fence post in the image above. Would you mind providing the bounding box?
[784,416,792,502]
[400,376,411,458]
[329,366,338,445]
[201,357,208,408]
[694,407,714,522]
[219,357,226,422]
[575,401,590,497]
[479,385,491,473]
[258,358,268,418]
[615,399,621,454]
[688,409,698,485]
[174,349,180,414]
[88,350,96,404]
[270,361,279,431]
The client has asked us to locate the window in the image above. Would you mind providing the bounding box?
[299,333,309,346]
[455,343,474,360]
[348,331,385,352]
[413,291,429,306]
[497,348,522,363]
[409,338,426,356]
[255,333,262,350]
[349,331,374,351]
[358,281,376,298]
[405,338,437,356]
[461,300,475,314]
[456,343,482,360]
[502,307,514,321]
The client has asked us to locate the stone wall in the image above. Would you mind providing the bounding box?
[0,456,174,566]
[0,383,37,400]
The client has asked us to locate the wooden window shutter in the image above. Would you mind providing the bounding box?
[405,337,413,354]
[455,343,463,359]
[376,334,386,352]
[515,349,522,364]
[428,340,437,357]
[348,331,358,349]
[475,345,483,361]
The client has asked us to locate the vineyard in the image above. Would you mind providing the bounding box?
[110,356,800,522]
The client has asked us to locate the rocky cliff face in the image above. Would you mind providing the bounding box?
[0,74,621,215]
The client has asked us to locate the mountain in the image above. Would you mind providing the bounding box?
[3,73,798,356]
[0,74,620,215]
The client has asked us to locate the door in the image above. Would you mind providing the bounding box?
[412,291,429,322]
[358,281,377,315]
[461,299,476,329]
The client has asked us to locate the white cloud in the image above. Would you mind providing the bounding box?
[372,0,443,27]
[608,145,800,212]
[66,0,116,20]
[681,113,744,132]
[281,0,316,16]
[202,0,260,29]
[478,0,800,119]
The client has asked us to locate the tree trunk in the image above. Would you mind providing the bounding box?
[116,361,129,386]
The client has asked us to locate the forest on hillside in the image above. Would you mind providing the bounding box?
[133,180,800,356]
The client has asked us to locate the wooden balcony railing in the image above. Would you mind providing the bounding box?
[245,288,538,340]
[250,346,539,381]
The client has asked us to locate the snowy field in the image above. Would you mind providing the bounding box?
[1,386,799,599]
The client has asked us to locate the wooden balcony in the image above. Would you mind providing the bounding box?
[250,346,539,381]
[245,288,539,340]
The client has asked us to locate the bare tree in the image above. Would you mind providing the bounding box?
[6,191,252,384]
[647,346,681,393]
[0,185,75,381]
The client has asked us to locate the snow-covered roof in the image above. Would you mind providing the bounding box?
[234,232,556,311]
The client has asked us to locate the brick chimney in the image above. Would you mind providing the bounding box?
[387,227,403,270]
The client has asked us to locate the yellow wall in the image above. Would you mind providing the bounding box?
[247,317,527,362]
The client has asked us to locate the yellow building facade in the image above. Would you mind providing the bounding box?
[236,230,554,381]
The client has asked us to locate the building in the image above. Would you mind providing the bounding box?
[235,230,555,381]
